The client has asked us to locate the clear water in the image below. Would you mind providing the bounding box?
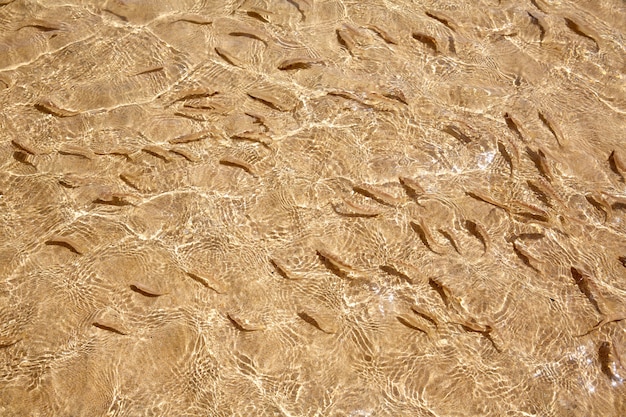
[0,0,625,415]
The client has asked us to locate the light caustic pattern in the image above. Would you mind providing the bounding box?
[0,0,625,415]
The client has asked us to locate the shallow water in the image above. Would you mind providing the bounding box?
[1,0,625,415]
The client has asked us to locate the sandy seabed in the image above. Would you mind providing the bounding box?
[1,0,625,416]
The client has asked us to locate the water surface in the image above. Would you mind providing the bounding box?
[0,0,625,415]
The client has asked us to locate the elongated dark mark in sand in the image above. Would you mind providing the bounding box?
[278,57,321,70]
[381,89,408,105]
[411,219,445,254]
[173,15,212,25]
[510,200,550,222]
[130,283,167,297]
[34,100,78,117]
[181,95,219,110]
[379,259,420,284]
[231,131,272,148]
[13,151,35,167]
[527,12,545,42]
[609,150,626,178]
[399,176,425,200]
[93,197,133,206]
[18,22,60,32]
[497,140,515,176]
[0,339,20,349]
[58,173,89,188]
[530,0,546,12]
[227,313,264,331]
[379,265,411,283]
[365,24,398,44]
[168,130,210,144]
[103,8,128,22]
[527,180,551,207]
[131,67,164,77]
[564,17,599,50]
[243,111,267,127]
[180,100,222,113]
[59,145,94,159]
[426,12,456,32]
[335,27,356,52]
[504,113,524,142]
[581,312,626,336]
[586,193,612,222]
[45,237,83,255]
[215,47,240,67]
[73,143,110,159]
[466,219,490,253]
[466,190,508,212]
[246,92,286,112]
[270,257,301,280]
[186,271,226,293]
[412,305,440,328]
[443,125,471,144]
[535,179,566,208]
[246,10,270,23]
[94,147,135,160]
[619,256,626,268]
[412,32,438,53]
[219,156,256,176]
[526,147,553,182]
[515,233,544,241]
[169,147,200,162]
[316,249,355,278]
[571,267,602,314]
[300,307,338,333]
[604,192,626,211]
[537,111,564,147]
[298,311,335,334]
[298,311,322,331]
[327,91,369,108]
[599,341,624,383]
[93,193,136,206]
[11,138,38,155]
[285,0,306,21]
[439,228,462,254]
[142,146,171,162]
[454,319,502,353]
[353,183,401,206]
[397,315,431,335]
[229,31,268,45]
[334,198,382,218]
[171,90,219,104]
[92,322,127,335]
[182,102,226,113]
[448,36,456,54]
[512,240,541,272]
[119,172,142,190]
[428,277,452,307]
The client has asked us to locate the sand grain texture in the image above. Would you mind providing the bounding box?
[1,0,626,416]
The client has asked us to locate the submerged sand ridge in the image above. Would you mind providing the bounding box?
[1,0,625,415]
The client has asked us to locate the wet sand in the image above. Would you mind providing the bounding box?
[1,0,625,415]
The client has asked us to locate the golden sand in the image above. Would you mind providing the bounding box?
[1,0,625,415]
